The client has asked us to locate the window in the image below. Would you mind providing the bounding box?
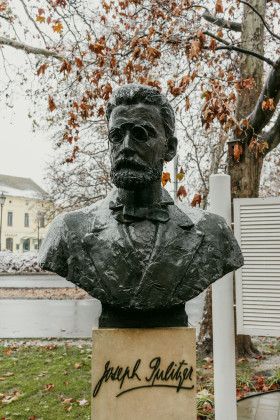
[40,216,45,228]
[6,238,13,251]
[7,212,13,226]
[24,213,29,227]
[16,244,19,250]
[34,240,42,250]
[23,238,30,252]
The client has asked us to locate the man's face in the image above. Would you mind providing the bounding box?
[108,104,167,190]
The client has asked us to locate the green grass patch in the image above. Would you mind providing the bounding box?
[0,340,91,419]
[1,337,279,419]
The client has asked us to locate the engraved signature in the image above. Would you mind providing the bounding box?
[92,357,194,398]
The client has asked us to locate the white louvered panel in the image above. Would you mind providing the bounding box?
[240,220,280,225]
[234,197,280,337]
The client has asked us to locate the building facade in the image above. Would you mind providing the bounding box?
[0,175,52,253]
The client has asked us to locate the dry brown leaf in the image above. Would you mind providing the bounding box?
[215,0,223,14]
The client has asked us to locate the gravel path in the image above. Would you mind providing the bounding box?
[0,287,91,300]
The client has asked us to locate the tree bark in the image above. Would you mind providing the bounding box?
[0,36,60,59]
[228,0,266,357]
[197,286,213,354]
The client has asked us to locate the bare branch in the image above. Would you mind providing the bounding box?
[240,57,280,141]
[0,36,61,59]
[239,0,280,41]
[0,14,9,21]
[202,10,242,32]
[19,0,48,45]
[203,31,275,67]
[214,46,274,67]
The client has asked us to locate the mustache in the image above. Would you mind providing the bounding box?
[113,156,148,171]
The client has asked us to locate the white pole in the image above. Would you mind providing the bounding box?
[210,174,237,420]
[173,154,178,202]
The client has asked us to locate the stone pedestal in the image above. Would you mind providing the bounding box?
[91,328,196,420]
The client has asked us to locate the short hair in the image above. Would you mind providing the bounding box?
[106,84,176,139]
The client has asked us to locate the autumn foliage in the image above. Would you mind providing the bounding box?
[1,0,280,204]
[2,0,269,155]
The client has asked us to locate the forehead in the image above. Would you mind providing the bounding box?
[108,104,163,129]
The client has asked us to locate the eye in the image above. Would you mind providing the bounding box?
[144,125,156,137]
[109,128,124,144]
[131,125,149,142]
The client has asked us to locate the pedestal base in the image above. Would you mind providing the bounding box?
[99,304,188,328]
[91,328,196,420]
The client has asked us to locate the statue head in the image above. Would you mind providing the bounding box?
[106,84,177,190]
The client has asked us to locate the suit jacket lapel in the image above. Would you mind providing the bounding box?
[81,190,204,308]
[82,212,143,299]
[132,208,204,308]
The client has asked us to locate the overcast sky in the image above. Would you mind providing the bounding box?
[1,92,52,190]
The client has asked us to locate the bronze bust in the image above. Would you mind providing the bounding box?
[39,84,243,327]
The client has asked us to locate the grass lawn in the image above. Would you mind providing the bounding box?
[0,339,92,419]
[1,337,280,419]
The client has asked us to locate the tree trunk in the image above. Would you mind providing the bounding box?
[228,0,266,357]
[198,0,267,356]
[197,286,213,354]
[230,0,266,202]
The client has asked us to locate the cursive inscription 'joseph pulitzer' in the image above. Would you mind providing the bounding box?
[93,357,194,398]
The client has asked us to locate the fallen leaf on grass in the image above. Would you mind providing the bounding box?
[203,357,213,363]
[2,393,19,404]
[3,372,14,377]
[3,349,12,356]
[77,398,89,406]
[200,365,213,370]
[44,384,54,391]
[237,358,249,363]
[62,398,74,404]
[64,381,69,386]
[65,405,72,411]
[269,384,279,390]
[39,371,49,376]
[44,345,58,350]
[255,375,265,390]
[75,363,81,369]
[63,370,67,375]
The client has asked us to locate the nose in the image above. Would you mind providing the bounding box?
[119,130,134,155]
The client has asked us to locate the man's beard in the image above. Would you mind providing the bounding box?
[110,157,164,190]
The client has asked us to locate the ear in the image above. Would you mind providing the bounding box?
[164,136,178,162]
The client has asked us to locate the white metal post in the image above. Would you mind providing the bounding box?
[210,174,237,420]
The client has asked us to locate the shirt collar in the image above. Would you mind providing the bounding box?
[109,188,194,228]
